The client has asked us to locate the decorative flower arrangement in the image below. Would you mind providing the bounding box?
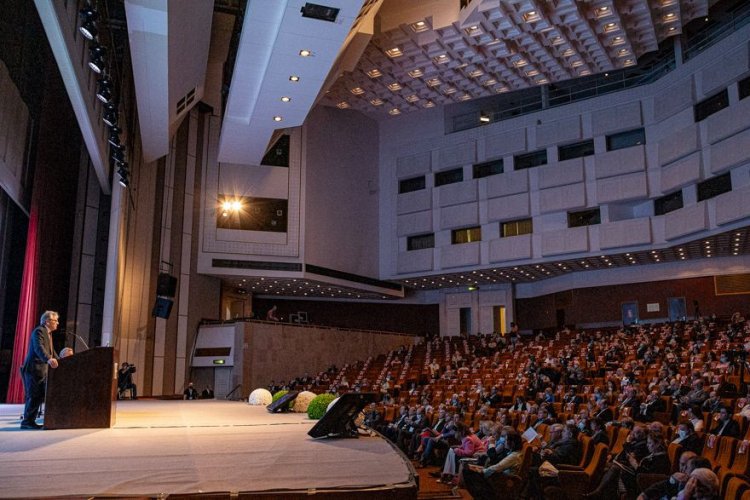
[248,388,272,405]
[292,391,317,413]
[307,393,337,420]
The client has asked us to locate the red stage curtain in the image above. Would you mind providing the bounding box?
[6,208,40,403]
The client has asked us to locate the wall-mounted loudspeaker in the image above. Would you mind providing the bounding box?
[152,297,173,319]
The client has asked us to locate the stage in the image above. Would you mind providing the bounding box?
[0,400,417,499]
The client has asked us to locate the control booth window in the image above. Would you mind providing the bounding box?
[694,89,729,122]
[435,167,464,187]
[407,233,434,251]
[399,175,426,194]
[501,218,533,238]
[606,128,645,151]
[452,226,481,244]
[514,149,547,170]
[217,195,288,232]
[740,75,750,101]
[558,139,595,161]
[568,208,600,228]
[473,158,504,179]
[697,173,732,202]
[654,190,684,216]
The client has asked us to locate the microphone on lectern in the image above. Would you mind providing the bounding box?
[62,330,91,350]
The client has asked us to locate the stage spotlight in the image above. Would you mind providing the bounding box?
[88,44,107,73]
[111,145,126,163]
[108,127,121,147]
[102,103,118,127]
[78,7,98,40]
[117,162,130,188]
[96,78,113,103]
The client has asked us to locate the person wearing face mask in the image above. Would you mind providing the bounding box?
[709,406,741,438]
[637,452,701,500]
[584,425,650,499]
[677,467,720,500]
[672,421,703,456]
[481,425,512,466]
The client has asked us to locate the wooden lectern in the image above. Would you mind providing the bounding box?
[44,347,117,429]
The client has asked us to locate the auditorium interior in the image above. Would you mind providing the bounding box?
[2,0,750,498]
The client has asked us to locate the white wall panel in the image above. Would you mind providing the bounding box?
[397,189,432,214]
[661,152,702,193]
[485,170,529,198]
[539,183,587,214]
[397,210,433,236]
[485,128,526,158]
[591,102,642,135]
[486,192,531,221]
[396,151,431,178]
[538,158,585,189]
[439,179,478,207]
[599,218,652,249]
[709,128,750,174]
[706,97,750,145]
[439,141,475,168]
[536,116,581,148]
[440,242,481,268]
[597,171,648,203]
[489,234,533,262]
[653,78,695,122]
[658,124,699,166]
[664,203,708,240]
[700,44,749,95]
[541,226,589,256]
[595,145,646,179]
[397,249,434,273]
[440,203,479,229]
[715,185,750,226]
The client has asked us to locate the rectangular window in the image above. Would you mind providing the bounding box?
[697,173,732,202]
[217,195,288,232]
[473,159,504,179]
[514,149,547,170]
[435,168,464,187]
[606,128,645,151]
[407,233,434,251]
[558,139,595,161]
[399,176,425,194]
[568,208,601,228]
[694,89,729,122]
[739,75,750,101]
[501,218,533,238]
[654,190,684,216]
[451,226,481,244]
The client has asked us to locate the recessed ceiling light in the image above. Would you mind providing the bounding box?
[433,54,450,64]
[457,93,471,101]
[350,87,365,95]
[426,78,442,87]
[289,75,300,82]
[273,115,282,121]
[388,108,401,115]
[443,87,457,94]
[369,98,384,106]
[387,82,402,91]
[664,12,676,20]
[385,47,403,58]
[335,102,349,109]
[423,101,435,108]
[408,68,424,78]
[366,68,383,78]
[483,78,497,86]
[405,94,419,102]
[280,96,291,102]
[604,22,618,32]
[410,20,429,33]
[299,49,312,57]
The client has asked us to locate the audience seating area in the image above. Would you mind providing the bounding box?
[272,314,750,499]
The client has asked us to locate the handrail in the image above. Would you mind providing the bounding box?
[225,383,242,400]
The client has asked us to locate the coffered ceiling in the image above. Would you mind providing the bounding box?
[322,0,714,115]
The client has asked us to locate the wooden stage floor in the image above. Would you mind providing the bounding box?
[0,400,417,499]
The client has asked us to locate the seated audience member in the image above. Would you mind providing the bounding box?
[463,429,524,499]
[383,405,409,442]
[708,406,741,438]
[586,425,649,499]
[434,422,485,484]
[672,421,703,456]
[588,418,609,447]
[363,402,382,429]
[201,385,214,399]
[511,395,530,412]
[701,391,722,414]
[183,382,199,400]
[594,399,614,423]
[620,431,671,499]
[265,305,280,321]
[685,405,704,433]
[678,467,720,500]
[637,452,701,500]
[528,423,582,498]
[637,390,666,422]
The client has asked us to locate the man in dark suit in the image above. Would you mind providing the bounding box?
[594,399,614,423]
[637,390,667,422]
[710,406,741,438]
[20,310,60,430]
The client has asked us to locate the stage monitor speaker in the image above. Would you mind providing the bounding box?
[267,391,299,413]
[307,392,378,439]
[157,273,178,297]
[152,297,173,319]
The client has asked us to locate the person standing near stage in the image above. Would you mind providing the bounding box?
[20,310,60,430]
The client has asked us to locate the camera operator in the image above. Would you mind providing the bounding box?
[118,362,137,399]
